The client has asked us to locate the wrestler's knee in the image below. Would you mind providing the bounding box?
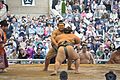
[75,58,80,62]
[56,60,62,65]
[46,54,56,60]
[45,56,52,60]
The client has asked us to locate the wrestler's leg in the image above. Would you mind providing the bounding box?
[74,58,80,74]
[0,68,7,73]
[67,46,80,73]
[51,47,66,75]
[67,59,74,70]
[43,48,56,71]
[51,60,61,75]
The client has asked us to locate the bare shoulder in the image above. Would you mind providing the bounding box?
[70,34,78,37]
[88,52,94,57]
[111,51,118,56]
[88,52,92,55]
[52,29,58,34]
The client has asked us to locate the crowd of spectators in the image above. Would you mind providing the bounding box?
[1,0,120,64]
[55,0,120,63]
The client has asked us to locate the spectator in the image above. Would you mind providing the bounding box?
[9,49,18,63]
[26,46,35,59]
[18,48,29,64]
[1,1,8,12]
[105,71,117,80]
[52,0,59,9]
[34,48,45,64]
[103,48,111,59]
[28,24,36,38]
[91,0,97,13]
[79,45,95,64]
[90,39,99,53]
[18,48,29,59]
[60,71,68,80]
[96,44,105,63]
[34,48,45,59]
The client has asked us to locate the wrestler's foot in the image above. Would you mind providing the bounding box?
[50,71,57,76]
[74,71,80,74]
[67,67,74,70]
[43,68,48,71]
[0,69,7,73]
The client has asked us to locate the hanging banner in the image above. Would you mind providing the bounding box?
[22,0,35,6]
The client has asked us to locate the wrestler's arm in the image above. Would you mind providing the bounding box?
[89,52,96,64]
[73,35,80,44]
[51,31,58,47]
[78,52,81,60]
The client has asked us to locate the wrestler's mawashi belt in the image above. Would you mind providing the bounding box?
[58,41,73,58]
[51,44,58,53]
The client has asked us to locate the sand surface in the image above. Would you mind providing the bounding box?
[0,64,120,80]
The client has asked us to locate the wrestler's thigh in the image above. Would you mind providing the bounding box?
[56,47,66,63]
[67,46,79,60]
[46,48,56,59]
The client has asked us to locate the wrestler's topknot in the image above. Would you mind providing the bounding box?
[57,20,65,26]
[64,27,72,34]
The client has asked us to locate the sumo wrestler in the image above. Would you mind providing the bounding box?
[43,21,73,71]
[51,27,80,75]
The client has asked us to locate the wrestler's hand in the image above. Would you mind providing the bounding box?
[55,43,58,48]
[0,40,5,48]
[70,39,75,44]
